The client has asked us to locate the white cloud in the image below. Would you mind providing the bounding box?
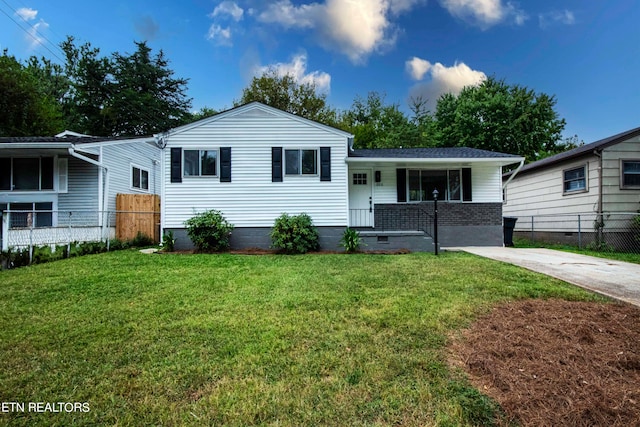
[406,57,432,81]
[439,0,526,28]
[207,24,233,46]
[15,7,37,21]
[539,10,575,29]
[211,1,244,22]
[255,53,331,93]
[408,59,486,111]
[258,0,424,64]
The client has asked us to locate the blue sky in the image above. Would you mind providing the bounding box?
[1,0,639,143]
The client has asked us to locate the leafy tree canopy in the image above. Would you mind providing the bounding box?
[434,76,566,162]
[236,68,338,126]
[0,52,64,136]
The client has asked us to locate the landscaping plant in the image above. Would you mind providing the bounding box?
[340,227,364,253]
[184,209,234,252]
[270,213,319,254]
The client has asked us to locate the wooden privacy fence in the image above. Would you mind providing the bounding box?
[116,194,161,242]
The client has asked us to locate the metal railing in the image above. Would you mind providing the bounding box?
[509,212,640,253]
[1,209,160,255]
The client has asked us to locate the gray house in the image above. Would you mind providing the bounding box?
[503,126,640,249]
[0,131,161,250]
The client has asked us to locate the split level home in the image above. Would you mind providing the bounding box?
[0,131,160,250]
[502,126,640,250]
[159,102,524,252]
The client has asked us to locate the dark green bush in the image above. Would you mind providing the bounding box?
[132,231,154,247]
[271,213,319,254]
[184,209,234,252]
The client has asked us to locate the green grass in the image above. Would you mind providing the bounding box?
[0,251,606,426]
[513,237,640,264]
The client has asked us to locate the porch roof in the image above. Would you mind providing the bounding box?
[0,134,154,150]
[347,147,523,165]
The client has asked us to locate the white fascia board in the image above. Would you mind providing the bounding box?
[0,142,73,149]
[79,137,156,149]
[346,157,525,166]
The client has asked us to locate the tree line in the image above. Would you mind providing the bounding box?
[1,37,577,162]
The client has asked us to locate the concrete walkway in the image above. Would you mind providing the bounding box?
[451,247,640,307]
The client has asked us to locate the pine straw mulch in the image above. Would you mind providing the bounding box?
[448,299,640,426]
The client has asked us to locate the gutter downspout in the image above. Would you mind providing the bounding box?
[68,146,109,240]
[502,159,525,190]
[593,149,604,245]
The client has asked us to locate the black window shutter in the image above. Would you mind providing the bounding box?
[220,147,231,182]
[272,147,283,182]
[320,147,331,181]
[396,168,407,202]
[170,147,182,183]
[462,168,472,201]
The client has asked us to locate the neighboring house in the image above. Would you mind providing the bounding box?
[160,102,524,251]
[0,131,161,250]
[502,126,640,248]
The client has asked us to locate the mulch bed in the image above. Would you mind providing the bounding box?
[449,299,640,426]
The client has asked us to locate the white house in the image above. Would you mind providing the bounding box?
[160,102,524,251]
[503,126,640,249]
[0,131,161,250]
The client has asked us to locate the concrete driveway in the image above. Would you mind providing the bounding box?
[453,247,640,307]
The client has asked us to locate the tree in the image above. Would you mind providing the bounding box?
[342,92,424,149]
[60,37,114,135]
[108,41,192,135]
[236,68,338,125]
[0,53,64,136]
[57,37,192,136]
[434,77,566,162]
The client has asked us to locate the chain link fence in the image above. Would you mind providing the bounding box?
[1,209,160,255]
[509,212,640,253]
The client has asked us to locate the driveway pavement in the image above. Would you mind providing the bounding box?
[451,247,640,307]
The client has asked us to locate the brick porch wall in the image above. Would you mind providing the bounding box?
[374,202,504,247]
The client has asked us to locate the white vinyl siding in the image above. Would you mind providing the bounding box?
[162,105,349,228]
[503,156,600,219]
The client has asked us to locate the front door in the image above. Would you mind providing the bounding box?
[348,169,373,227]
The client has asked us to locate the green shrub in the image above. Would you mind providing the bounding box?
[160,231,176,252]
[184,210,234,252]
[132,231,154,247]
[271,213,319,254]
[340,227,364,253]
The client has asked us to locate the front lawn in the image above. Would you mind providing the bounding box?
[0,251,603,426]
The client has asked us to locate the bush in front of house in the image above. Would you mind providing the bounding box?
[340,227,364,253]
[184,209,234,252]
[271,213,319,254]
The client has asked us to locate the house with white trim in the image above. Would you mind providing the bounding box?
[159,102,524,251]
[502,126,640,248]
[0,131,161,250]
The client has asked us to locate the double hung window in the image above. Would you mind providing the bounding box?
[184,150,217,177]
[285,149,317,175]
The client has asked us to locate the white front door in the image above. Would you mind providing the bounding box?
[348,169,373,227]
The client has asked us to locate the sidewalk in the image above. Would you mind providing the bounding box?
[451,247,640,307]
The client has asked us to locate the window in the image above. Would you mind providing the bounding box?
[353,173,367,185]
[0,157,54,191]
[132,166,149,191]
[285,149,317,175]
[563,165,587,194]
[184,150,217,177]
[408,169,463,201]
[4,202,53,228]
[621,160,640,189]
